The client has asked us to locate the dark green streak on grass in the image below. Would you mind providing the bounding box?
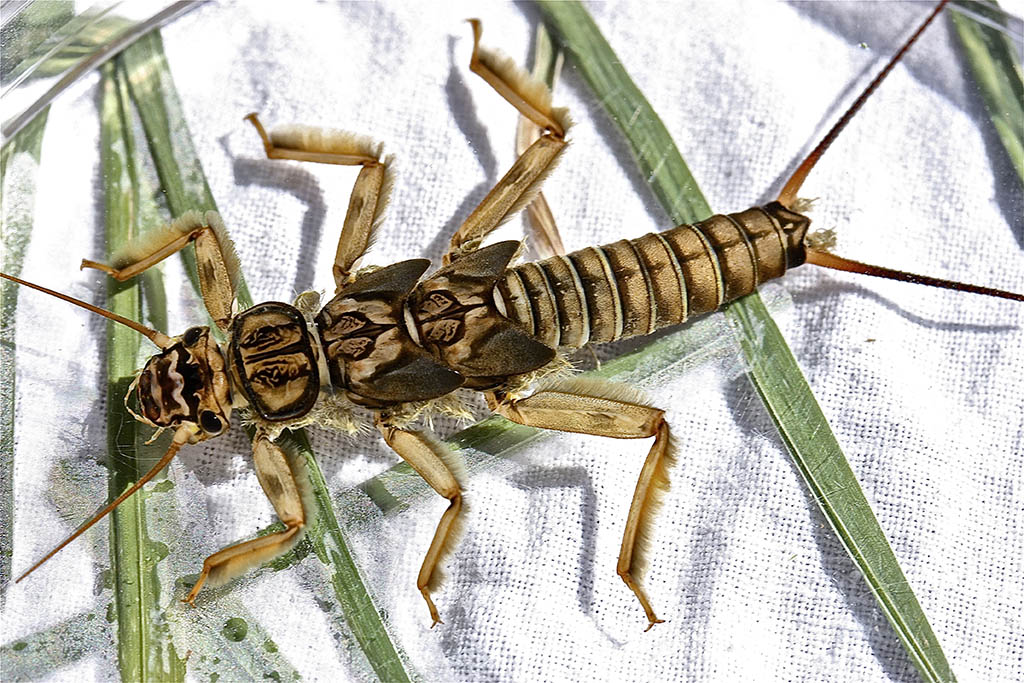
[100,61,184,682]
[951,0,1024,187]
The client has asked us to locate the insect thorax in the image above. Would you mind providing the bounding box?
[316,246,559,408]
[229,302,321,421]
[241,245,557,419]
[313,258,465,410]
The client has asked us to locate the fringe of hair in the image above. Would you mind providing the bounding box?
[477,45,573,137]
[367,154,395,252]
[110,210,202,268]
[425,494,467,594]
[110,210,241,297]
[269,124,383,161]
[202,211,242,295]
[241,391,369,441]
[533,375,651,407]
[630,425,676,582]
[497,139,567,233]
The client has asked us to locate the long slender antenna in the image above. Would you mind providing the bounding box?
[777,0,949,207]
[0,271,173,348]
[806,249,1024,302]
[15,425,193,583]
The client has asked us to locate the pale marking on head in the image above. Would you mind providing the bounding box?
[165,351,189,416]
[125,370,159,429]
[148,362,164,418]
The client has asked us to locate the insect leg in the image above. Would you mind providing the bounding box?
[515,24,567,260]
[183,434,309,605]
[488,378,675,631]
[466,19,566,137]
[444,20,570,264]
[376,416,465,627]
[246,113,391,289]
[81,211,240,332]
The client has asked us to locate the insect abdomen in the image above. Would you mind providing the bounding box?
[498,202,810,349]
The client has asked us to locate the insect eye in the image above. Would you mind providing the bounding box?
[183,327,204,346]
[199,410,224,434]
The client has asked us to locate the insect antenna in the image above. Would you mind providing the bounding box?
[3,270,191,579]
[15,425,195,583]
[0,271,173,348]
[775,0,1022,302]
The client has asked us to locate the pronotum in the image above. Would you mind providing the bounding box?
[4,2,1022,680]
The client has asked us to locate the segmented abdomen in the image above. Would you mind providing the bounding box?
[497,202,810,350]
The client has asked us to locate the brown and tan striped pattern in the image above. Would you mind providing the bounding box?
[230,302,321,421]
[409,242,556,389]
[136,325,232,436]
[316,259,464,407]
[497,202,810,350]
[138,346,200,426]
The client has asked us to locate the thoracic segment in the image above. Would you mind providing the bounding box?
[496,202,810,350]
[229,302,321,421]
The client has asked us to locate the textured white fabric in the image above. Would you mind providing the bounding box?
[4,2,1023,681]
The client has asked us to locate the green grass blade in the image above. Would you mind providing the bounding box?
[286,430,411,682]
[950,0,1024,187]
[537,2,954,681]
[116,31,410,682]
[117,32,233,308]
[100,60,185,682]
[0,105,50,597]
[0,1,74,82]
[2,4,132,85]
[1,2,194,140]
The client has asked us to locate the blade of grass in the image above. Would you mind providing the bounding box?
[3,3,131,88]
[537,2,954,682]
[950,0,1024,187]
[0,105,50,597]
[1,2,196,140]
[1,1,75,83]
[116,31,411,682]
[100,60,184,682]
